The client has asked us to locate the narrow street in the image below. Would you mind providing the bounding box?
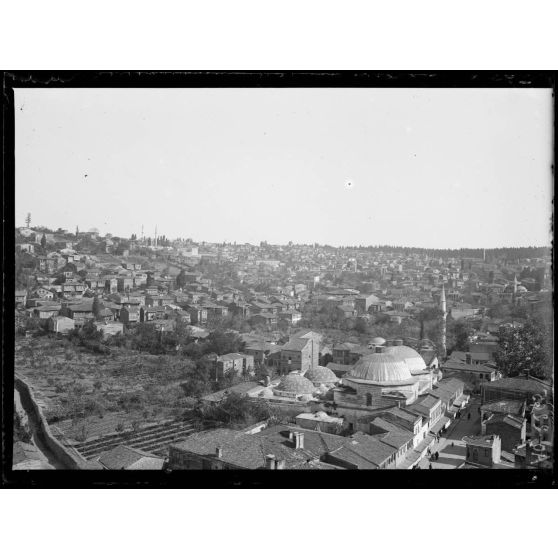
[418,399,482,470]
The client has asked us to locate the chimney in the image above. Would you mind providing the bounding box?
[216,446,223,459]
[294,432,305,449]
[265,454,276,469]
[465,353,472,365]
[375,345,384,354]
[275,459,286,470]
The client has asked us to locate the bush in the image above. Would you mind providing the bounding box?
[14,411,32,443]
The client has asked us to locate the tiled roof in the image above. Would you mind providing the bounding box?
[442,360,494,373]
[484,376,551,392]
[368,418,414,449]
[481,400,524,415]
[97,445,160,470]
[486,414,524,429]
[171,429,292,469]
[328,434,395,468]
[281,338,311,351]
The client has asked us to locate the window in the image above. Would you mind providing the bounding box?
[366,393,372,406]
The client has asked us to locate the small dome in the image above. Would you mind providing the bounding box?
[274,373,315,395]
[305,366,338,384]
[419,338,435,349]
[384,345,427,372]
[315,411,329,418]
[370,337,386,345]
[350,353,412,383]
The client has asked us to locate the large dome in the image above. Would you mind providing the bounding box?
[274,373,315,395]
[370,337,386,345]
[350,353,412,383]
[305,366,338,384]
[384,345,427,372]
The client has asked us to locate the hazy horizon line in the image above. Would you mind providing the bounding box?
[17,224,551,253]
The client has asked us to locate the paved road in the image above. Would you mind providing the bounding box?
[419,399,482,470]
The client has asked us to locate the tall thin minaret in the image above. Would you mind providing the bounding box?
[440,282,447,359]
[483,248,486,262]
[513,274,518,304]
[154,225,158,247]
[141,224,144,242]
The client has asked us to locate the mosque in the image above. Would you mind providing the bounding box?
[249,287,448,428]
[332,338,442,422]
[253,365,342,403]
[249,338,441,420]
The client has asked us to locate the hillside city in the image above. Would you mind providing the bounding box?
[13,219,553,471]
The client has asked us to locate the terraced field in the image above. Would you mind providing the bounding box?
[14,335,199,447]
[70,418,199,460]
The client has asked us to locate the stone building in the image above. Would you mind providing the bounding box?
[464,434,502,468]
[215,353,255,378]
[280,336,319,374]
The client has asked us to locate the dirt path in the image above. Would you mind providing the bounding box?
[14,385,67,470]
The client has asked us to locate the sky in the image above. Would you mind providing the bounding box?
[14,87,553,248]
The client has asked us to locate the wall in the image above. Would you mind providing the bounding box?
[15,376,101,470]
[485,421,525,452]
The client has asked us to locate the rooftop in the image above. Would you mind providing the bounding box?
[97,445,164,470]
[481,399,525,416]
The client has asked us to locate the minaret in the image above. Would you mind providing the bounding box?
[513,274,518,304]
[154,225,158,247]
[440,283,447,359]
[483,248,486,262]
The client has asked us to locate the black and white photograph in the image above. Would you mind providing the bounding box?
[3,72,553,486]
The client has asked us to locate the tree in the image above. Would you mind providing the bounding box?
[487,303,508,320]
[180,359,213,397]
[92,296,102,319]
[14,411,32,443]
[193,392,271,428]
[40,233,47,250]
[495,318,552,380]
[450,321,470,352]
[176,269,187,289]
